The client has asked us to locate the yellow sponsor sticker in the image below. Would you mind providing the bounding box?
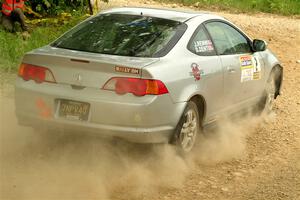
[240,55,254,82]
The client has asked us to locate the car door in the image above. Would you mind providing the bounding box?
[204,21,265,112]
[187,24,224,122]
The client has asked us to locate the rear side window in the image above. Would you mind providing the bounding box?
[188,25,216,56]
[205,21,251,55]
[51,14,187,57]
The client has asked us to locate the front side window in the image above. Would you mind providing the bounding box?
[51,14,187,57]
[205,21,251,55]
[188,25,216,56]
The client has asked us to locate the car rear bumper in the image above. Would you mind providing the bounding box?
[15,78,186,143]
[16,112,174,143]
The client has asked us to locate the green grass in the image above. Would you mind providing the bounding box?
[161,0,300,15]
[0,14,87,72]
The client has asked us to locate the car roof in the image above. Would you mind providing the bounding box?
[100,7,222,22]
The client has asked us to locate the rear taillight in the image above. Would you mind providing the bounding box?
[18,63,56,83]
[103,77,169,96]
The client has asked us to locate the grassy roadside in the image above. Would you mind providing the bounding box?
[0,14,87,72]
[159,0,300,16]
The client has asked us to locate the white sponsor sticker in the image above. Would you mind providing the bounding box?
[241,68,254,82]
[194,40,214,53]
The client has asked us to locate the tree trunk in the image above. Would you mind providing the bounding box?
[88,0,93,15]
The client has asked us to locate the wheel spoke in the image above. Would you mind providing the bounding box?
[190,121,196,129]
[187,130,195,137]
[182,122,189,128]
[181,135,191,149]
[181,127,188,134]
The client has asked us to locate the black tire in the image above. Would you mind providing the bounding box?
[264,73,276,114]
[172,101,200,154]
[256,73,276,115]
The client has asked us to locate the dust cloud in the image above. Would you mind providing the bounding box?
[191,112,268,164]
[0,96,270,200]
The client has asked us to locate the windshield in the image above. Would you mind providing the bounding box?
[51,14,187,57]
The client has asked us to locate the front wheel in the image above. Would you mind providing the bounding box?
[253,73,277,116]
[263,73,276,114]
[172,101,200,153]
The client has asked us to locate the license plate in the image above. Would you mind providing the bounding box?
[58,99,90,121]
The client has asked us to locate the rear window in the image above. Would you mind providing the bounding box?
[51,14,187,57]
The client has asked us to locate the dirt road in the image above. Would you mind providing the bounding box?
[1,1,299,200]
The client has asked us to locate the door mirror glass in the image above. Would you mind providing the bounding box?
[253,39,267,52]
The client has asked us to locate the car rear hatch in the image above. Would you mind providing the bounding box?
[22,46,159,89]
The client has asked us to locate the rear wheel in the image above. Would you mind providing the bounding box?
[173,101,200,153]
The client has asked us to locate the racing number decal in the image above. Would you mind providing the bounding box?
[252,56,262,80]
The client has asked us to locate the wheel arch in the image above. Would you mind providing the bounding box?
[188,94,206,126]
[170,95,206,151]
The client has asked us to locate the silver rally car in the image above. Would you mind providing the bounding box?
[15,7,283,152]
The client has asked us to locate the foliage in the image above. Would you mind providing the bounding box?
[162,0,300,15]
[25,0,108,16]
[0,13,88,72]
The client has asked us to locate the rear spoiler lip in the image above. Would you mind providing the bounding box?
[25,45,160,70]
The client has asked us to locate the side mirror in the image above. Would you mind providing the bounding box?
[253,39,267,52]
